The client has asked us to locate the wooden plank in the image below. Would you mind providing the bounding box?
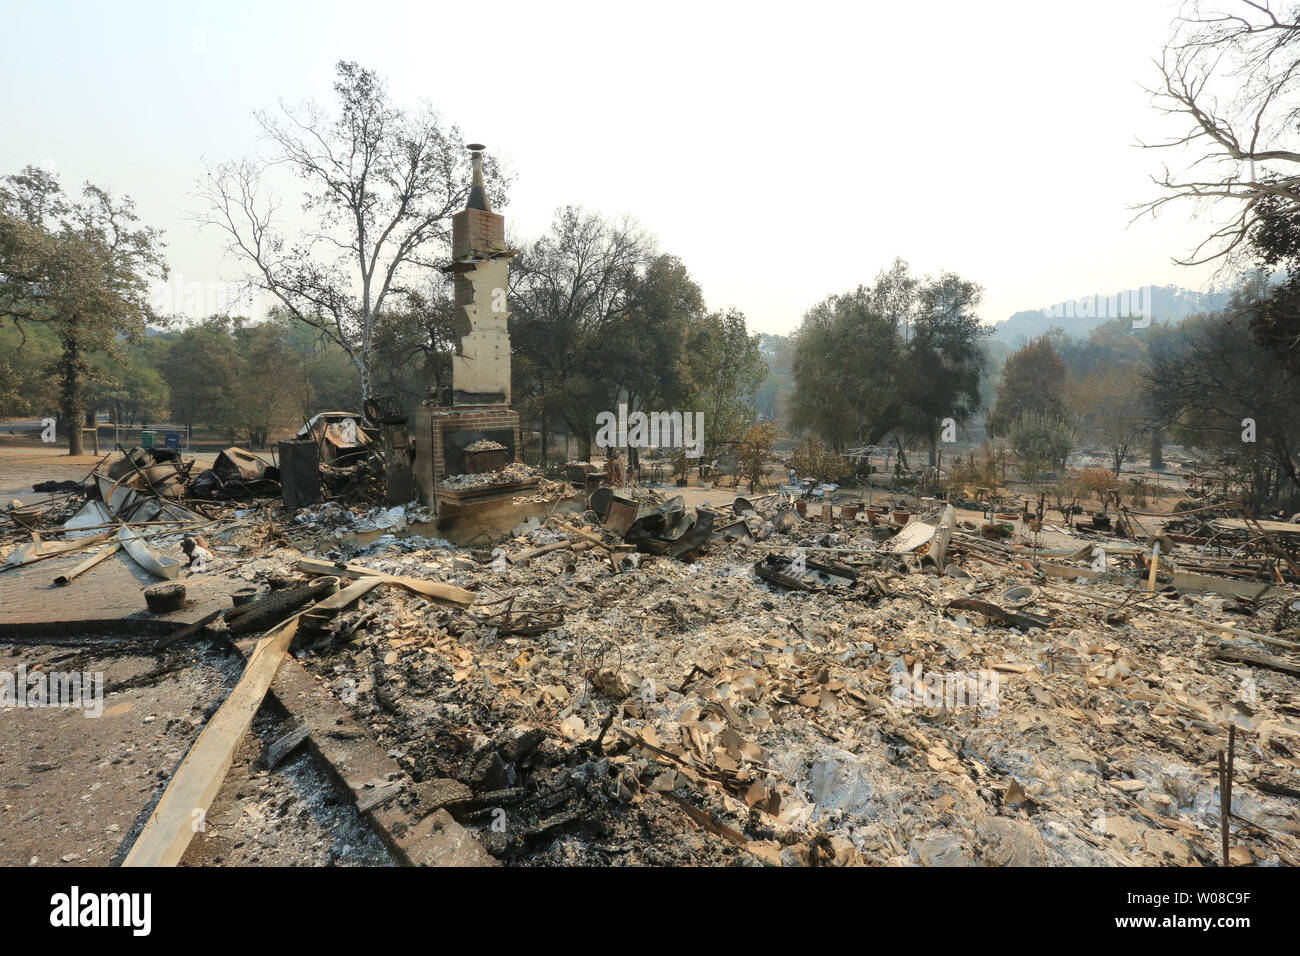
[296,558,475,608]
[1,529,116,570]
[1213,517,1300,535]
[227,636,490,865]
[152,608,224,653]
[1212,647,1300,678]
[931,505,955,572]
[1172,570,1272,601]
[299,576,383,628]
[309,575,383,612]
[123,618,297,867]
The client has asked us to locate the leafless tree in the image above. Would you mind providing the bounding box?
[197,61,505,405]
[1138,1,1300,268]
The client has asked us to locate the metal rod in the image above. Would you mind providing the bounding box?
[1218,751,1228,865]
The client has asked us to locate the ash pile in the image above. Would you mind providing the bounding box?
[9,470,1300,869]
[205,487,1300,866]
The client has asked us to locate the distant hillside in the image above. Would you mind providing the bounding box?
[992,284,1235,345]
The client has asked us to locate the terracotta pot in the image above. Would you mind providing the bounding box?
[865,506,884,526]
[892,509,911,526]
[841,504,859,521]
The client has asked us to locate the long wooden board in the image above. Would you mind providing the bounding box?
[123,617,298,866]
[1212,517,1300,535]
[296,558,475,608]
[226,635,494,866]
[1212,646,1300,677]
[297,576,383,628]
[1,529,116,570]
[307,575,383,613]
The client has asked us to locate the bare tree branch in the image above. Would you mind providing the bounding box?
[194,61,509,405]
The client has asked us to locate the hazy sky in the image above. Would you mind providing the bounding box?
[0,0,1226,335]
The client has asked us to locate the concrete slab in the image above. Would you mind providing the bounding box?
[0,551,231,638]
[0,640,234,866]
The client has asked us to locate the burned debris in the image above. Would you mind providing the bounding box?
[3,133,1299,880]
[8,433,1299,870]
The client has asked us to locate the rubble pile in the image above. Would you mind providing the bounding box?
[234,502,1300,867]
[6,436,1299,868]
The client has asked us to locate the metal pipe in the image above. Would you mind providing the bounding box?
[53,542,121,586]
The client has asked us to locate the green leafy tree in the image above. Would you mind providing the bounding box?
[790,286,903,451]
[370,276,456,412]
[1244,202,1300,372]
[897,270,987,464]
[754,333,793,422]
[0,165,166,454]
[987,336,1069,437]
[739,421,778,491]
[683,307,766,446]
[0,318,60,415]
[789,435,848,483]
[279,316,361,415]
[509,206,652,459]
[86,351,170,426]
[607,253,701,434]
[1148,288,1300,506]
[231,318,309,447]
[1009,411,1073,488]
[1068,365,1149,475]
[161,316,244,432]
[159,315,312,446]
[790,260,987,457]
